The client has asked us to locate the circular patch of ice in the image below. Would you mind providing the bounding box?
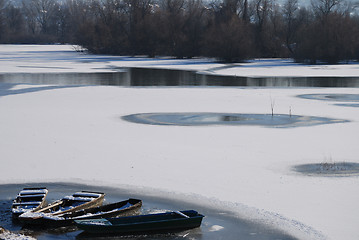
[293,162,359,176]
[335,103,359,108]
[298,94,359,102]
[122,113,348,128]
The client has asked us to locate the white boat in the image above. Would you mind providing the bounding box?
[12,187,48,218]
[19,191,105,224]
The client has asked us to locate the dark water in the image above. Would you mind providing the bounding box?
[0,68,359,87]
[0,183,297,240]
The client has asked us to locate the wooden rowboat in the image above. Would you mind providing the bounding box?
[19,198,142,226]
[75,210,204,234]
[18,191,105,224]
[12,187,48,219]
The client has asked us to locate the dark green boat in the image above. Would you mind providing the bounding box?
[75,210,204,234]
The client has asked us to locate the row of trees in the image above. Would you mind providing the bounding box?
[0,0,359,63]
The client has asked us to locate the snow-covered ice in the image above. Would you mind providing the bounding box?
[0,45,359,240]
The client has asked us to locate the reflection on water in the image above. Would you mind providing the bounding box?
[0,183,298,240]
[0,72,131,86]
[0,68,359,87]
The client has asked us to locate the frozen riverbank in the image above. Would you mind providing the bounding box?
[0,45,359,240]
[1,44,359,77]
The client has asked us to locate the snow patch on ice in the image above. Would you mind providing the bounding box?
[209,225,224,232]
[0,227,35,240]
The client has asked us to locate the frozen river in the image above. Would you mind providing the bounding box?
[1,45,359,240]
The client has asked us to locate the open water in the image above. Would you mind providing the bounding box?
[0,68,359,87]
[0,183,297,240]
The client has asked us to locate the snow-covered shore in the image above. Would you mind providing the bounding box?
[1,45,359,240]
[1,44,359,77]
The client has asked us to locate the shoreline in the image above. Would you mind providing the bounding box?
[1,44,359,78]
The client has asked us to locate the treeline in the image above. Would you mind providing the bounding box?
[0,0,359,63]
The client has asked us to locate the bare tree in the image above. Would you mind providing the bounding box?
[251,0,275,56]
[311,0,342,17]
[209,0,248,22]
[204,15,253,62]
[159,0,186,56]
[177,0,207,58]
[21,0,59,36]
[0,0,5,41]
[253,0,272,30]
[294,6,359,63]
[124,0,154,54]
[3,3,26,42]
[282,0,299,55]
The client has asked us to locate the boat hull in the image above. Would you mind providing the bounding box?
[75,210,204,234]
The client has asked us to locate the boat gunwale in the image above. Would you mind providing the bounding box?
[36,191,105,216]
[58,198,142,220]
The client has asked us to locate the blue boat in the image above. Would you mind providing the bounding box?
[75,210,204,234]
